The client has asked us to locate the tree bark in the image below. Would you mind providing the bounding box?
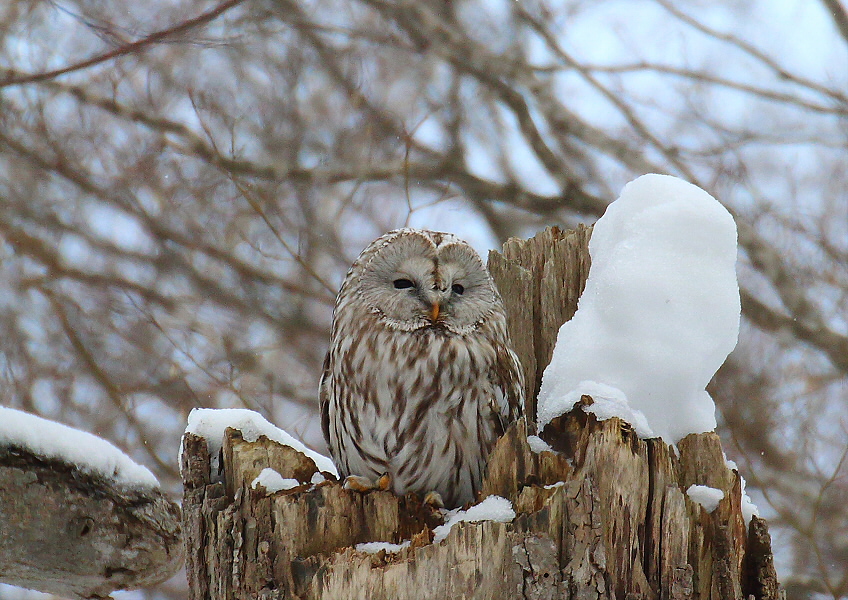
[180,226,781,599]
[0,445,183,599]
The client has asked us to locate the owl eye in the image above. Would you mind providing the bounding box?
[393,278,414,289]
[451,283,465,295]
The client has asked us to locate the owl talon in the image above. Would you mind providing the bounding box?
[423,491,445,508]
[343,474,393,493]
[377,472,392,491]
[343,475,378,492]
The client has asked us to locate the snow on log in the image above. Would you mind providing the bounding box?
[687,484,725,513]
[183,407,338,478]
[0,407,183,599]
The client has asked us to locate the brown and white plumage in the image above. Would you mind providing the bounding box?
[320,229,524,508]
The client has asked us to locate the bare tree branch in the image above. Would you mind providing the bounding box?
[0,0,246,88]
[820,0,848,48]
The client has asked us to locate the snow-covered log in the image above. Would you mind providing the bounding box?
[0,409,183,599]
[180,224,780,599]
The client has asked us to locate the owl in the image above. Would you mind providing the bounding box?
[320,228,524,509]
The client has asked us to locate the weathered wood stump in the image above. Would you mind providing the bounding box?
[180,226,780,599]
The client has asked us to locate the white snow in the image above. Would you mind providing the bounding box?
[432,495,516,543]
[355,540,411,554]
[740,475,760,523]
[184,408,338,477]
[0,406,158,488]
[686,484,725,513]
[251,467,301,493]
[527,435,553,453]
[537,174,740,444]
[537,380,655,439]
[722,454,759,523]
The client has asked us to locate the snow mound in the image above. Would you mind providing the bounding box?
[0,406,158,489]
[433,495,516,543]
[686,484,725,513]
[184,408,338,477]
[251,467,301,493]
[537,174,740,444]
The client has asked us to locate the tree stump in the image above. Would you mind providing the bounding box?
[180,226,780,599]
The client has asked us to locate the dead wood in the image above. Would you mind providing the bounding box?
[0,445,183,599]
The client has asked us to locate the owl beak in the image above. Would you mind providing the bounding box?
[430,303,441,322]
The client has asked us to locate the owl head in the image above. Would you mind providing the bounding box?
[340,229,502,334]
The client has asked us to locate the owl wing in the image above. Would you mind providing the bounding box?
[490,342,525,436]
[319,350,332,446]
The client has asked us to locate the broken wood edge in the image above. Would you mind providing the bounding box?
[0,444,183,599]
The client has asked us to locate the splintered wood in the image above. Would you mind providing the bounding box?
[181,226,780,600]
